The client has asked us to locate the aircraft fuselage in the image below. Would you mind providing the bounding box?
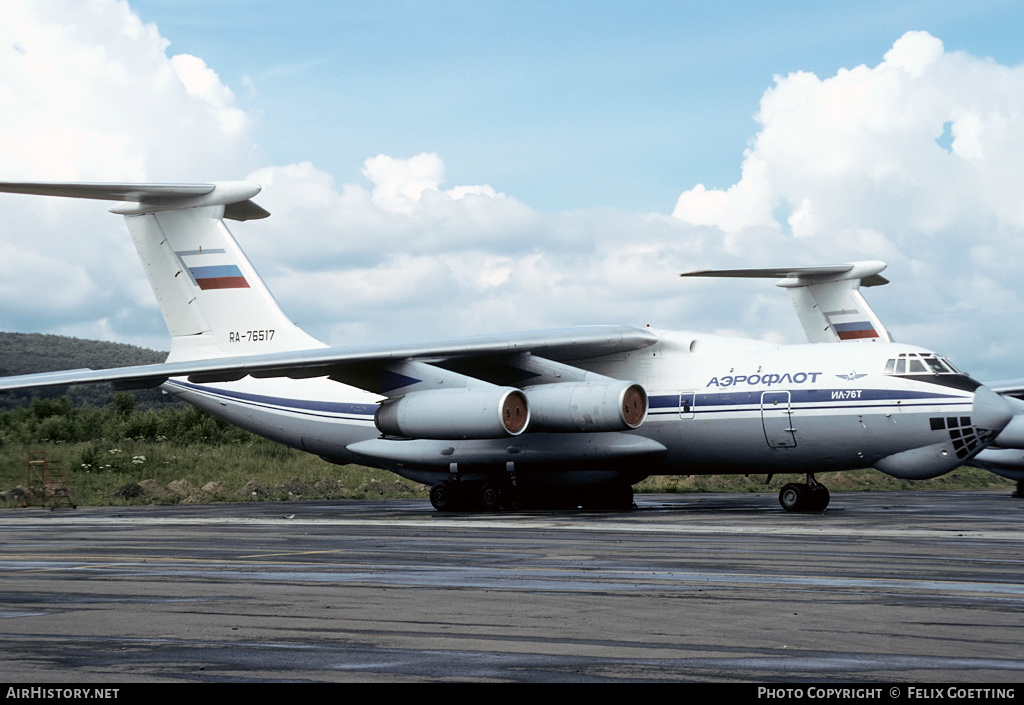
[164,329,996,490]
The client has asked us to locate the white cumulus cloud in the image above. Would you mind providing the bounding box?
[670,30,1024,378]
[0,0,259,349]
[3,6,1024,383]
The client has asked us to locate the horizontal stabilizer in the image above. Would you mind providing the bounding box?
[0,181,270,221]
[680,261,891,344]
[680,261,889,287]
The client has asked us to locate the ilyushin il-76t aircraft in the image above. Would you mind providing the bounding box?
[2,180,1024,513]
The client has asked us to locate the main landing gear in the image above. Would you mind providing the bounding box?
[429,480,507,512]
[778,474,830,512]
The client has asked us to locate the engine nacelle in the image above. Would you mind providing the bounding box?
[524,381,647,432]
[375,387,529,439]
[968,448,1024,474]
[992,414,1024,449]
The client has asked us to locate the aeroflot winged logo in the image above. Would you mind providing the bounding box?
[836,371,869,381]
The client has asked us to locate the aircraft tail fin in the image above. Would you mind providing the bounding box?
[680,261,892,344]
[0,181,326,361]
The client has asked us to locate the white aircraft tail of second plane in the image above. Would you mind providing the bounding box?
[681,262,892,344]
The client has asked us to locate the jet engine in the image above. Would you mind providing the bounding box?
[524,381,648,432]
[374,387,529,439]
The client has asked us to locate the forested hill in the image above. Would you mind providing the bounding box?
[0,332,173,410]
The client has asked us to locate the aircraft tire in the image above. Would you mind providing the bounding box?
[810,485,830,511]
[582,483,634,510]
[780,483,829,512]
[779,483,806,512]
[429,481,461,511]
[479,483,500,511]
[1017,478,1024,498]
[616,483,635,510]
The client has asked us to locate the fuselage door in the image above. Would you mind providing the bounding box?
[761,391,797,448]
[679,392,695,419]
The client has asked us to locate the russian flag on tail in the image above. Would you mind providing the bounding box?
[832,321,879,340]
[189,264,250,290]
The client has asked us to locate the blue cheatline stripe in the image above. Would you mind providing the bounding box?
[646,389,970,417]
[648,401,969,417]
[167,381,969,424]
[166,380,378,419]
[648,389,964,409]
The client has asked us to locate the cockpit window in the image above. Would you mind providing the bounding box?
[884,353,962,376]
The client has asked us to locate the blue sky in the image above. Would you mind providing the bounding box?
[5,0,1024,381]
[130,0,1024,213]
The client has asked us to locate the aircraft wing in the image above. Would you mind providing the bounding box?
[0,325,658,393]
[985,379,1024,400]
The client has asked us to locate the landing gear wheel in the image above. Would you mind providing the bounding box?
[429,481,461,511]
[606,484,635,510]
[779,482,830,512]
[1016,478,1024,498]
[582,484,634,510]
[809,484,830,511]
[479,483,500,511]
[618,484,636,510]
[779,483,806,512]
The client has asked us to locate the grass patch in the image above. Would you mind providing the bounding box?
[1,438,428,507]
[3,439,1014,509]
